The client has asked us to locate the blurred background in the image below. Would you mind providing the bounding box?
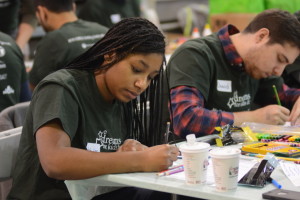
[24,0,300,63]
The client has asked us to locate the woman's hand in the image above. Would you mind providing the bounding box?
[140,144,179,172]
[117,139,148,152]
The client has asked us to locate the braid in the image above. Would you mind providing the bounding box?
[66,17,166,146]
[127,65,166,146]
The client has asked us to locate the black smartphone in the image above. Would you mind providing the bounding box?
[262,189,300,200]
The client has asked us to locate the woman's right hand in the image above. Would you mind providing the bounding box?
[140,144,179,172]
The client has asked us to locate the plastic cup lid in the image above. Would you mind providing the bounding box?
[179,142,210,153]
[209,148,241,158]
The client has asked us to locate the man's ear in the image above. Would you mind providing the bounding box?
[36,5,48,23]
[255,28,270,44]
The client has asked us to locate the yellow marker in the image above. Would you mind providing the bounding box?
[215,138,223,147]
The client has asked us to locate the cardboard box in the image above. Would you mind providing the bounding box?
[210,13,257,32]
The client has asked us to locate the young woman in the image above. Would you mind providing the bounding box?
[8,17,179,200]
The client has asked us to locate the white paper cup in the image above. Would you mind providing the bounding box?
[210,148,241,192]
[179,142,210,184]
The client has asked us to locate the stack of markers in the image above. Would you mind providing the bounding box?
[256,133,300,148]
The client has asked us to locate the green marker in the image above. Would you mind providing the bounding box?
[272,85,281,106]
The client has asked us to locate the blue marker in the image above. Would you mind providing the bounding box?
[268,178,282,189]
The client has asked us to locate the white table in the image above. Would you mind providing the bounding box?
[65,138,300,200]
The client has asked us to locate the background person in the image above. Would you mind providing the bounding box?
[29,0,108,90]
[282,10,300,88]
[167,9,300,138]
[0,31,31,112]
[0,0,38,51]
[77,0,141,28]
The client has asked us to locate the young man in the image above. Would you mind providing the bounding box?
[167,9,300,138]
[29,0,108,90]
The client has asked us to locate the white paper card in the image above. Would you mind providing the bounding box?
[280,161,300,187]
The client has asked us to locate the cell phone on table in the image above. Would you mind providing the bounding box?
[262,189,300,200]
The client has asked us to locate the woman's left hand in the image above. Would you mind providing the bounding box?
[117,139,148,152]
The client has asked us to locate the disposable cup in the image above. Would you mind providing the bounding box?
[179,141,210,184]
[210,147,241,192]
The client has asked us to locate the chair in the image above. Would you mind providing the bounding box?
[0,101,30,132]
[0,102,29,199]
[0,127,22,200]
[155,0,208,31]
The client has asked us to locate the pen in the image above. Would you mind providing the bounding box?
[157,165,184,176]
[272,85,282,106]
[268,177,282,189]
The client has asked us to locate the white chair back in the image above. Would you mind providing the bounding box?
[0,127,22,179]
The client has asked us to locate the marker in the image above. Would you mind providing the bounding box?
[268,177,282,189]
[272,85,282,106]
[157,165,184,176]
[158,165,183,173]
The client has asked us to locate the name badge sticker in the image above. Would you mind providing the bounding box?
[217,80,232,92]
[87,143,101,152]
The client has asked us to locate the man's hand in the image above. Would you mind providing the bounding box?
[253,105,290,125]
[289,97,300,125]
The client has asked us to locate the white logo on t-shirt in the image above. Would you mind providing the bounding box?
[0,73,7,80]
[217,80,232,92]
[0,46,5,57]
[110,14,121,24]
[227,91,251,109]
[2,85,14,95]
[81,43,94,49]
[0,61,6,69]
[86,130,122,152]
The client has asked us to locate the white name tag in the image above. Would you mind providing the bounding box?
[217,80,232,92]
[87,143,100,152]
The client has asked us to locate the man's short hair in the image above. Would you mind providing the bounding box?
[34,0,74,13]
[244,9,300,49]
